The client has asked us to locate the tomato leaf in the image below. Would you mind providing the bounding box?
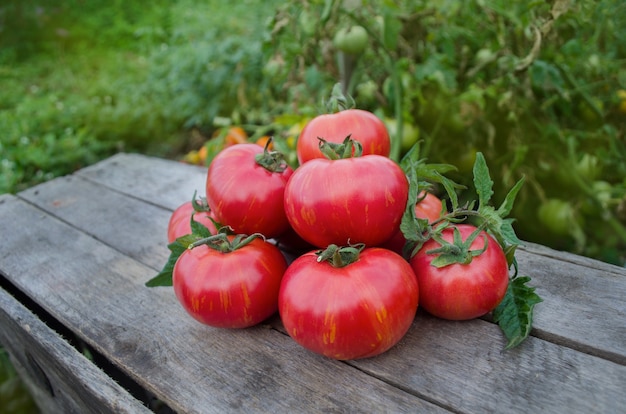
[427,226,488,267]
[492,276,543,349]
[473,152,494,206]
[190,214,214,238]
[145,236,193,287]
[497,176,525,217]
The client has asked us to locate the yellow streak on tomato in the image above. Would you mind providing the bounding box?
[385,187,396,207]
[300,206,316,226]
[191,296,202,313]
[240,282,251,309]
[220,290,231,312]
[375,307,388,324]
[323,311,337,345]
[323,322,337,345]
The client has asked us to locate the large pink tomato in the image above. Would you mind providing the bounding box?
[279,246,419,360]
[296,109,390,164]
[283,154,408,248]
[410,224,509,320]
[206,143,293,239]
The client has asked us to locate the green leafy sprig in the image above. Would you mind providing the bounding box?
[401,148,542,349]
[146,192,230,287]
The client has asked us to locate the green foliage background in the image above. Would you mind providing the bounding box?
[1,0,624,262]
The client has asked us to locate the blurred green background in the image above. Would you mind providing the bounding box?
[0,0,625,411]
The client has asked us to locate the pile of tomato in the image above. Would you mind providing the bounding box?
[157,108,511,361]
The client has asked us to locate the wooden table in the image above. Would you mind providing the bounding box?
[0,153,625,414]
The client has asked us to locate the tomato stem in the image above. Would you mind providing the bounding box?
[254,138,289,173]
[316,243,365,268]
[325,82,356,113]
[318,135,363,160]
[188,232,265,253]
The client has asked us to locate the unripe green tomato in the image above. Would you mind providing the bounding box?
[356,80,377,104]
[576,154,601,181]
[333,25,368,55]
[538,199,577,236]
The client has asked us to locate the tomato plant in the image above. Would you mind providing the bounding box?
[296,109,390,164]
[382,191,443,255]
[167,196,218,243]
[279,244,419,360]
[409,224,509,321]
[284,137,408,248]
[173,233,287,328]
[206,143,293,238]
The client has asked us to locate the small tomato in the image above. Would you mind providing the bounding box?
[296,109,390,164]
[410,224,509,320]
[167,199,218,243]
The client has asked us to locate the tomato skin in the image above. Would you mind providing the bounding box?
[206,144,293,238]
[382,191,443,254]
[167,201,218,243]
[296,109,390,164]
[410,224,509,320]
[278,248,419,360]
[173,237,287,328]
[283,155,408,248]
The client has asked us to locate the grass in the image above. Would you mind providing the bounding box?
[0,0,281,194]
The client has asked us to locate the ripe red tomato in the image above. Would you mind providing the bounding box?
[173,236,287,328]
[296,109,390,164]
[382,191,443,254]
[279,247,419,360]
[167,200,218,243]
[410,224,509,320]
[283,154,408,248]
[206,144,293,239]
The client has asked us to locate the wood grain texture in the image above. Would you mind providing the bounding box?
[0,194,446,414]
[515,248,626,364]
[24,154,626,364]
[0,285,151,414]
[76,152,208,211]
[1,154,625,413]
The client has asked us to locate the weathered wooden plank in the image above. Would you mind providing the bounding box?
[515,247,626,364]
[0,194,447,414]
[0,285,151,414]
[23,155,626,366]
[351,311,626,414]
[76,152,208,211]
[520,242,626,276]
[18,174,172,270]
[3,177,626,412]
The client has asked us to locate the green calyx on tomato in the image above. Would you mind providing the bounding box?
[188,231,265,253]
[318,135,363,160]
[427,225,489,267]
[325,82,356,113]
[316,243,365,268]
[254,137,289,173]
